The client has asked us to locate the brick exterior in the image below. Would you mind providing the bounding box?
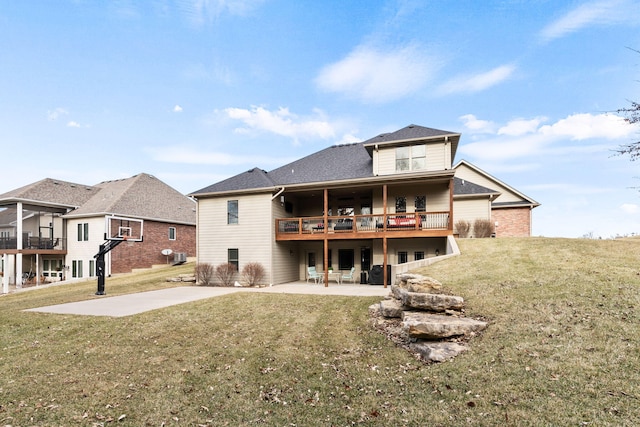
[110,221,195,274]
[492,207,531,237]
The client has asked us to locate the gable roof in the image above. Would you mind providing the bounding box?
[65,173,196,225]
[190,124,459,197]
[453,160,540,208]
[362,124,460,158]
[0,178,99,211]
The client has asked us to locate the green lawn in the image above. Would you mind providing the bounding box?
[1,237,639,426]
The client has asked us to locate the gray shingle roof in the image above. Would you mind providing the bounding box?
[0,178,99,209]
[66,173,196,224]
[362,124,458,144]
[190,124,461,197]
[453,177,499,196]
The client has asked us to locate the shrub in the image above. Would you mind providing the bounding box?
[473,218,495,238]
[455,219,471,238]
[194,263,215,286]
[241,262,266,287]
[215,263,237,287]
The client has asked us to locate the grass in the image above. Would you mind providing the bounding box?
[1,237,639,426]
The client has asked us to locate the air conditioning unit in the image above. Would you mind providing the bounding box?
[174,252,187,263]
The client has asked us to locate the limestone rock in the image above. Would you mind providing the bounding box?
[395,273,443,292]
[395,287,464,312]
[379,299,405,318]
[402,312,487,339]
[409,342,468,363]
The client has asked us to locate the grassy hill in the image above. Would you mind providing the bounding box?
[0,237,638,426]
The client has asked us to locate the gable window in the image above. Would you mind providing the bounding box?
[395,145,426,172]
[227,200,238,224]
[228,248,239,271]
[395,197,407,213]
[77,223,89,241]
[168,227,176,240]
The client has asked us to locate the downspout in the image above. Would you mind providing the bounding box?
[271,187,286,201]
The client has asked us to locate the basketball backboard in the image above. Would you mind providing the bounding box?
[105,215,144,242]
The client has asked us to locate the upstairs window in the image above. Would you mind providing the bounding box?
[77,223,89,241]
[227,200,238,224]
[168,227,176,240]
[395,145,426,172]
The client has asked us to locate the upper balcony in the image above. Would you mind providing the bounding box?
[0,236,67,254]
[276,212,452,241]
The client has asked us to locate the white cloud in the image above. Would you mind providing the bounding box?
[47,107,69,121]
[176,0,264,26]
[498,117,547,136]
[539,0,640,42]
[173,105,183,113]
[438,64,515,95]
[620,203,640,214]
[315,44,441,103]
[66,121,81,128]
[459,114,496,134]
[223,106,336,143]
[458,113,639,163]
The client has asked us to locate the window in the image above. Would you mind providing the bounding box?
[89,260,95,277]
[395,197,407,213]
[228,248,239,271]
[227,200,238,224]
[338,249,354,270]
[168,227,176,240]
[415,196,426,212]
[414,251,425,261]
[72,260,83,278]
[398,251,408,264]
[395,144,426,172]
[77,223,89,241]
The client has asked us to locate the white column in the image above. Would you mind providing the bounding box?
[2,253,8,294]
[16,202,23,288]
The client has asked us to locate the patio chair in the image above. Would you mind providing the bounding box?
[307,266,322,284]
[340,267,357,284]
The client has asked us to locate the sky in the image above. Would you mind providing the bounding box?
[1,0,640,238]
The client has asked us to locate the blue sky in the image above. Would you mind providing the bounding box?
[1,0,640,238]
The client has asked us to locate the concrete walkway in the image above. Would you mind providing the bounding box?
[24,283,391,317]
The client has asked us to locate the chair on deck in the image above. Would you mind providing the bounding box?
[341,267,357,284]
[307,266,322,284]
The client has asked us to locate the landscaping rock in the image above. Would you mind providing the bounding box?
[409,342,468,363]
[379,299,405,318]
[395,287,464,312]
[402,312,487,340]
[395,273,443,292]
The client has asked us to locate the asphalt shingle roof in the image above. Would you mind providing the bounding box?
[0,178,99,208]
[453,177,499,196]
[361,124,458,144]
[67,173,196,224]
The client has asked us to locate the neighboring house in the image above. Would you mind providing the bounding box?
[0,173,196,292]
[453,160,540,237]
[190,124,537,287]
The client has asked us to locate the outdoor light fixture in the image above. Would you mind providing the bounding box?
[435,249,440,256]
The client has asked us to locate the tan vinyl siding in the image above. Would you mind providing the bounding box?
[375,142,449,176]
[426,143,447,171]
[65,216,105,276]
[453,199,492,235]
[197,193,273,283]
[271,198,299,284]
[376,148,396,175]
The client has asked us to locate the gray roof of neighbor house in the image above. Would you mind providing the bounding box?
[190,124,457,196]
[0,178,100,210]
[65,173,196,225]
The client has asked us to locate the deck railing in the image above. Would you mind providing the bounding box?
[0,236,66,251]
[276,212,450,236]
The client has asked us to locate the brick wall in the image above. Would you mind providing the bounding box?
[492,207,531,237]
[110,221,196,274]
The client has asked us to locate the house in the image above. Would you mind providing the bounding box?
[190,124,538,287]
[0,173,196,293]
